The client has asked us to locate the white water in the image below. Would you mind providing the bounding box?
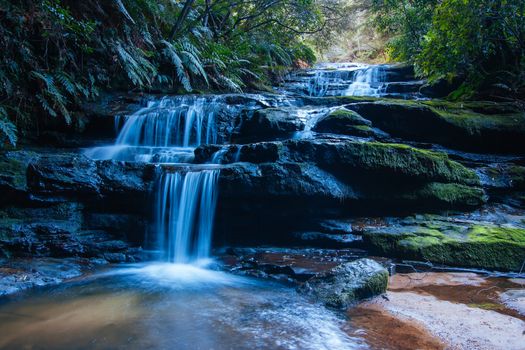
[345,65,386,96]
[85,95,228,263]
[278,62,389,98]
[85,96,230,163]
[155,170,220,263]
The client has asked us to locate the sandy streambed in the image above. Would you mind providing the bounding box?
[348,272,525,350]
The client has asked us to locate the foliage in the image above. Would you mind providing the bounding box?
[371,0,438,62]
[417,0,525,97]
[370,0,525,99]
[0,0,333,147]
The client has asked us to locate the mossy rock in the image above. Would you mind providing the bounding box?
[403,182,486,208]
[363,224,525,271]
[0,151,39,194]
[299,258,389,309]
[347,100,525,154]
[283,140,480,187]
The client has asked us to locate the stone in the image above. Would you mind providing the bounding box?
[347,100,525,154]
[232,108,305,142]
[362,223,525,271]
[299,258,389,309]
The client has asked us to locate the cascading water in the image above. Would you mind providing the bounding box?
[279,62,393,98]
[345,65,386,96]
[155,170,220,263]
[85,95,232,263]
[85,96,226,163]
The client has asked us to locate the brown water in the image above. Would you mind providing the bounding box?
[0,263,367,350]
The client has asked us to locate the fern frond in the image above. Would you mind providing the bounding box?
[55,72,76,95]
[114,0,135,24]
[0,107,17,147]
[36,94,58,118]
[181,50,208,85]
[161,40,192,91]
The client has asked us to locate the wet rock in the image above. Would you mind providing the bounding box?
[383,81,425,95]
[419,77,462,98]
[362,223,525,271]
[477,164,525,190]
[219,162,356,201]
[220,247,368,281]
[347,100,525,154]
[0,258,99,296]
[27,154,101,196]
[26,153,155,198]
[282,139,480,186]
[312,108,376,137]
[299,258,389,309]
[499,289,525,316]
[233,108,304,142]
[0,151,39,201]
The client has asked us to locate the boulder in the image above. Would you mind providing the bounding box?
[362,223,525,272]
[232,108,304,142]
[26,153,156,198]
[282,139,480,187]
[313,109,376,137]
[0,151,39,200]
[218,162,355,201]
[347,100,525,154]
[299,258,389,309]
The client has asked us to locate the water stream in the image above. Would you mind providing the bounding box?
[0,63,425,349]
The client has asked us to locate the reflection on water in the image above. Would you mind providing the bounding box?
[0,264,367,350]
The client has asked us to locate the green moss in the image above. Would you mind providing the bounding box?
[508,166,525,188]
[327,109,370,126]
[363,224,525,271]
[468,226,525,244]
[354,125,373,131]
[371,98,525,135]
[467,303,504,311]
[416,183,485,206]
[0,156,28,191]
[357,142,480,186]
[356,269,389,299]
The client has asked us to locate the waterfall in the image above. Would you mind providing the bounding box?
[116,97,218,148]
[85,96,226,163]
[306,70,354,97]
[346,66,386,96]
[281,63,388,97]
[155,170,220,263]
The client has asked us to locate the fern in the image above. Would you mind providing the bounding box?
[114,0,135,24]
[55,72,77,96]
[0,107,17,147]
[180,49,208,86]
[161,40,192,91]
[114,42,157,87]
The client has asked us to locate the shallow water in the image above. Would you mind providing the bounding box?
[0,263,367,350]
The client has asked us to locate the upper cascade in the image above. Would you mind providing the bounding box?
[115,96,220,148]
[279,62,425,98]
[84,95,264,163]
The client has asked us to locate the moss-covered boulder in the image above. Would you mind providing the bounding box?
[362,224,525,271]
[399,183,486,208]
[313,108,375,137]
[283,139,480,186]
[298,258,389,309]
[347,100,525,154]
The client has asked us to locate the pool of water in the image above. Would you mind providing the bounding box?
[0,263,367,350]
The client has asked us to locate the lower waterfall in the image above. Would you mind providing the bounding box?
[154,169,220,263]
